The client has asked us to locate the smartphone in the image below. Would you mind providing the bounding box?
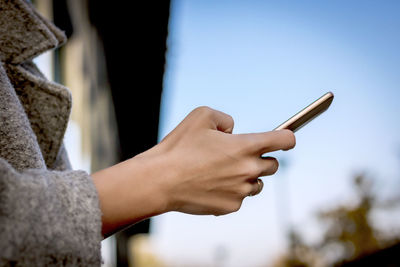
[273,92,334,132]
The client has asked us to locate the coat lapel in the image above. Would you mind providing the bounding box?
[0,0,71,169]
[6,62,72,169]
[0,0,66,64]
[0,63,46,171]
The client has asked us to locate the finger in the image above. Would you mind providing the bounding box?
[238,129,296,154]
[210,108,234,133]
[248,179,264,197]
[191,106,234,133]
[258,156,279,177]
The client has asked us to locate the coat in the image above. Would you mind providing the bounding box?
[0,0,102,265]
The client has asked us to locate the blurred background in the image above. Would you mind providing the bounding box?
[33,0,400,266]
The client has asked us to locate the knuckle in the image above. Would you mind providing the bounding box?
[194,106,213,116]
[229,201,242,213]
[233,138,248,155]
[227,114,235,125]
[238,184,252,197]
[215,200,243,215]
[250,139,262,153]
[194,106,218,123]
[262,141,273,153]
[226,115,235,132]
[244,160,262,178]
[243,135,262,154]
[236,134,263,155]
[213,210,225,216]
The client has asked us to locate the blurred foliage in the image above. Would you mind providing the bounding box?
[128,234,165,267]
[273,173,400,267]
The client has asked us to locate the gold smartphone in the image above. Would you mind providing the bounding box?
[274,92,334,132]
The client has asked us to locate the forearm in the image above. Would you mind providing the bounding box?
[91,152,170,238]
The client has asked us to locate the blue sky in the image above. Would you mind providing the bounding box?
[150,1,400,266]
[52,1,399,265]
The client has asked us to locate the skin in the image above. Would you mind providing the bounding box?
[92,106,296,237]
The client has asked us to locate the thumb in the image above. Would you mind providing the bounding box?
[208,108,235,133]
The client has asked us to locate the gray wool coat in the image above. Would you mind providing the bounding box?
[0,0,103,266]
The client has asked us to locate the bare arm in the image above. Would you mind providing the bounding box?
[92,106,296,237]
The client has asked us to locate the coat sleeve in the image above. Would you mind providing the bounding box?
[0,158,103,266]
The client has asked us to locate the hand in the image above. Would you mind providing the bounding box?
[145,106,296,216]
[92,106,295,237]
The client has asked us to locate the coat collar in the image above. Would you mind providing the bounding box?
[0,0,66,65]
[0,0,71,169]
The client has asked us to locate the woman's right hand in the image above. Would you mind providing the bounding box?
[145,106,296,216]
[93,106,296,237]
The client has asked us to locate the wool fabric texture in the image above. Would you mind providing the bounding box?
[0,0,103,265]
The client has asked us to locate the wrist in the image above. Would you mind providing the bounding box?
[130,151,172,215]
[92,148,171,237]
